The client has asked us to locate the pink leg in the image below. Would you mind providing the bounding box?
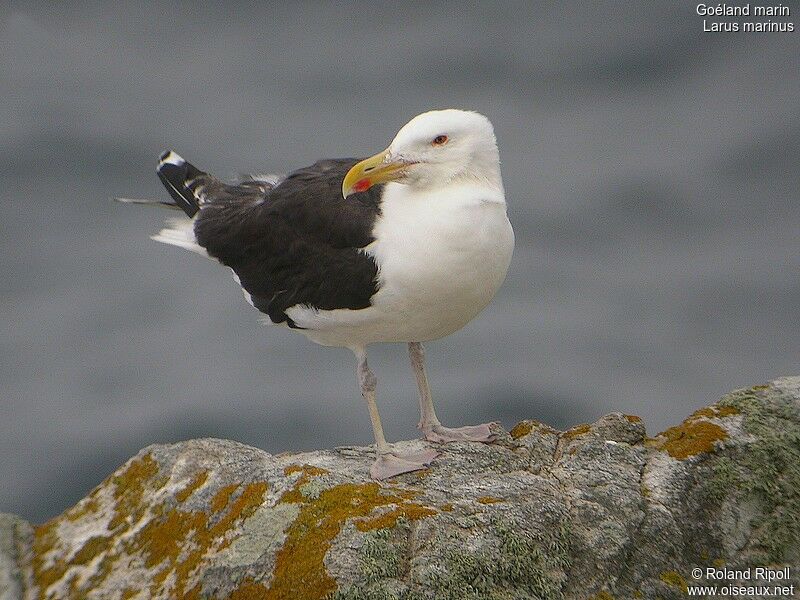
[408,342,497,444]
[355,348,439,479]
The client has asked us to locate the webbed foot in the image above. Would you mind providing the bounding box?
[370,448,439,479]
[422,423,497,444]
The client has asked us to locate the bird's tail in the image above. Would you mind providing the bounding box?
[154,151,206,217]
[115,150,211,255]
[114,150,207,217]
[150,217,207,255]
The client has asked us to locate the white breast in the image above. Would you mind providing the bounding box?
[287,181,514,349]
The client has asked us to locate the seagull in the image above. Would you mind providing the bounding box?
[123,109,514,479]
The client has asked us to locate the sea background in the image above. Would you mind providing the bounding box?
[2,1,798,522]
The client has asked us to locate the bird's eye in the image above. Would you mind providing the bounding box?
[431,135,448,146]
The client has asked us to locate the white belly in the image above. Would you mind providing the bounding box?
[286,182,514,349]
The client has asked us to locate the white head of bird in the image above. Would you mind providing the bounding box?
[342,109,502,198]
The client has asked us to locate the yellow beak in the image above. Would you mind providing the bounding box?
[342,150,410,198]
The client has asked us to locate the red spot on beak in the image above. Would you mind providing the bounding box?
[354,179,371,193]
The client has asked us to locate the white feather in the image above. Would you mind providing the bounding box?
[158,151,185,168]
[284,109,513,349]
[151,218,208,256]
[229,269,255,307]
[287,180,513,348]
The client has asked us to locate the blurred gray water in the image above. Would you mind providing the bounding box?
[1,1,798,523]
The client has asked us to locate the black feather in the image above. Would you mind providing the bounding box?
[156,153,202,217]
[157,154,383,325]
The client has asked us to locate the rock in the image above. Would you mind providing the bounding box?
[4,377,799,599]
[0,514,32,600]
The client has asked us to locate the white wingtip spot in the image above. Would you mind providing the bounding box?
[158,151,185,168]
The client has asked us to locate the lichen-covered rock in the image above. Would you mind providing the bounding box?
[3,378,799,599]
[1,514,32,600]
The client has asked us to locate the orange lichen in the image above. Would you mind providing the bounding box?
[252,476,436,600]
[228,578,272,599]
[660,570,687,591]
[650,420,728,460]
[691,407,715,419]
[71,535,112,565]
[624,414,642,423]
[133,481,268,598]
[690,405,740,420]
[183,584,202,600]
[283,464,328,477]
[648,402,739,460]
[279,465,331,504]
[510,421,534,439]
[510,419,557,439]
[32,518,66,595]
[65,490,101,522]
[210,483,239,513]
[83,550,121,594]
[39,482,265,597]
[33,454,165,596]
[212,482,268,536]
[563,424,591,440]
[137,510,202,568]
[476,496,504,505]
[176,471,208,503]
[415,468,431,480]
[356,503,437,532]
[108,454,161,531]
[440,503,454,512]
[31,451,271,599]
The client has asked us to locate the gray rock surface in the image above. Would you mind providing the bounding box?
[0,514,32,600]
[3,378,799,599]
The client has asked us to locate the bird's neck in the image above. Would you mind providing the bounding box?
[461,144,504,195]
[387,175,506,208]
[450,168,504,198]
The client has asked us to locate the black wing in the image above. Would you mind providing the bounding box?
[158,155,383,327]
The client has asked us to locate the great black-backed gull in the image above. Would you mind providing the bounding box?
[123,109,514,478]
